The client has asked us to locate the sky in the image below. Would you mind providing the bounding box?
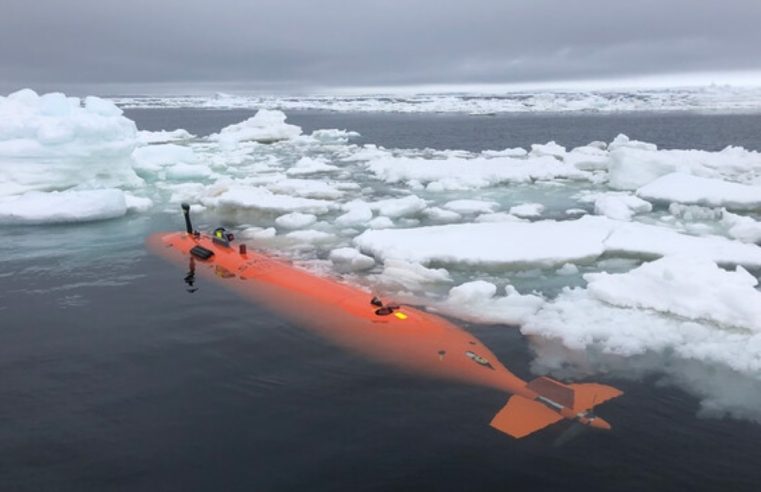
[2,0,761,94]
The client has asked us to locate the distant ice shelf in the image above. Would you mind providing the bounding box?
[110,86,761,114]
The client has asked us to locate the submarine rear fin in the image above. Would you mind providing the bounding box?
[489,395,563,438]
[567,383,623,413]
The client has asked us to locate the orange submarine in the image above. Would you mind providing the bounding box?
[147,204,622,439]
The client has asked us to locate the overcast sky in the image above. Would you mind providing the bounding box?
[2,0,761,94]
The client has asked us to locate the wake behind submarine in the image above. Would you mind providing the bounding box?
[147,203,623,439]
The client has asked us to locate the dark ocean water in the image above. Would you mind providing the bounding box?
[2,110,761,491]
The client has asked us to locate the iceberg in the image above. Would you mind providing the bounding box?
[209,109,301,148]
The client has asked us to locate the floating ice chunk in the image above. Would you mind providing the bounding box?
[529,141,566,159]
[275,212,317,230]
[509,203,544,218]
[240,226,277,240]
[124,193,153,213]
[668,203,722,221]
[603,219,761,266]
[585,255,761,332]
[368,216,394,229]
[608,134,657,152]
[424,207,462,223]
[722,211,761,243]
[594,193,652,221]
[369,195,427,218]
[373,259,452,291]
[481,147,527,158]
[523,287,761,376]
[201,186,336,214]
[556,263,579,275]
[267,178,344,200]
[475,212,524,223]
[354,216,761,268]
[355,217,611,267]
[609,145,761,190]
[0,89,137,158]
[165,163,213,180]
[436,280,543,326]
[565,208,587,216]
[308,129,360,144]
[137,129,194,144]
[209,109,301,148]
[329,247,376,273]
[637,173,761,209]
[336,201,374,227]
[286,157,339,176]
[565,145,610,171]
[132,144,197,171]
[0,189,127,224]
[286,230,335,243]
[443,199,498,214]
[365,155,590,190]
[608,148,676,190]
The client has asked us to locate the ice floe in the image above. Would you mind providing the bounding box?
[637,172,761,209]
[0,189,128,224]
[137,128,194,145]
[355,216,761,268]
[594,193,652,221]
[111,86,761,114]
[435,280,544,326]
[523,255,761,379]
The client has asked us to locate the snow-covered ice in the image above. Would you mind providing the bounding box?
[637,173,761,209]
[0,189,128,224]
[594,193,652,220]
[209,109,301,148]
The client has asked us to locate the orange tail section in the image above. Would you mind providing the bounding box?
[490,377,623,438]
[490,395,563,438]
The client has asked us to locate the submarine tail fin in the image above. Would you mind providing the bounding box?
[490,395,563,438]
[567,382,623,413]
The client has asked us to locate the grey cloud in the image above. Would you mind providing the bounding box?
[1,0,760,93]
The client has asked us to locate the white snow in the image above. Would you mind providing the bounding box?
[637,173,761,209]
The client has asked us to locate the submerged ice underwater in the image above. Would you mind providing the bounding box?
[2,88,761,489]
